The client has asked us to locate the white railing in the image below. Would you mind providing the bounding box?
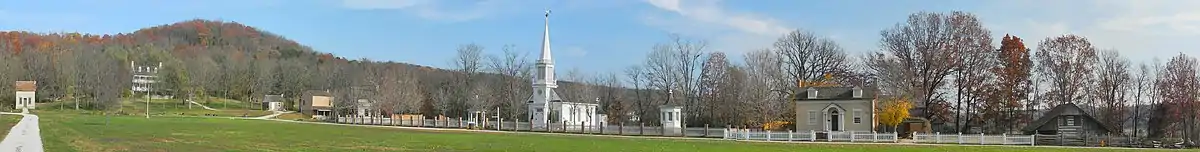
[724,129,896,143]
[913,132,1035,145]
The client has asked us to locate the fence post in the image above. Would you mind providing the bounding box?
[705,124,710,137]
[827,131,833,142]
[872,131,877,142]
[639,123,644,135]
[957,132,963,144]
[744,129,750,140]
[766,130,772,141]
[1002,133,1007,145]
[580,121,585,133]
[980,133,985,145]
[619,123,624,135]
[787,129,796,141]
[810,130,816,142]
[850,131,856,142]
[722,128,727,139]
[1032,134,1041,146]
[935,132,941,143]
[892,132,897,143]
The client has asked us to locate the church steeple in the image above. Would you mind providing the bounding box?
[535,9,556,88]
[539,10,553,64]
[528,9,562,129]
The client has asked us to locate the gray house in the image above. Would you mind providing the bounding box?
[1022,103,1117,136]
[794,86,876,132]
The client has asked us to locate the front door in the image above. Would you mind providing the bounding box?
[829,109,841,131]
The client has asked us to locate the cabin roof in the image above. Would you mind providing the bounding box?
[1020,103,1118,133]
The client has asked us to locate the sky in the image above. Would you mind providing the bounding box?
[1,0,1198,75]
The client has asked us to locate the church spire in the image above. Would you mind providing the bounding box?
[539,9,553,64]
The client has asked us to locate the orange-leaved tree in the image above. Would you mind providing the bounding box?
[877,96,913,132]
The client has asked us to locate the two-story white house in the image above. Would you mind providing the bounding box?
[131,61,162,96]
[794,86,876,132]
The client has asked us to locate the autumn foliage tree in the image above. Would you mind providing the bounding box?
[982,34,1033,133]
[1151,54,1198,140]
[877,95,914,132]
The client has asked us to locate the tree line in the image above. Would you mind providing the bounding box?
[617,11,1198,142]
[0,11,1196,142]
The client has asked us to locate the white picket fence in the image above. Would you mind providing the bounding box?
[723,129,897,143]
[912,132,1035,145]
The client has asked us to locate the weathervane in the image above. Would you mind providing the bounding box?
[545,9,551,17]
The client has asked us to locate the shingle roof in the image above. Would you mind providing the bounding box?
[1020,103,1118,133]
[794,86,874,101]
[14,81,35,92]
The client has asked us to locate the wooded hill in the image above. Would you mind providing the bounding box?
[0,19,640,121]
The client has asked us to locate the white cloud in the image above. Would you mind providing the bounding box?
[642,0,791,54]
[980,0,1200,63]
[338,0,506,22]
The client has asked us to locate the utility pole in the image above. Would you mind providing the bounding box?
[146,79,151,118]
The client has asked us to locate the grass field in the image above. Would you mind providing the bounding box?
[30,111,1176,152]
[39,98,272,118]
[0,114,20,136]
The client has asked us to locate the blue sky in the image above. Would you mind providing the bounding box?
[2,0,1198,75]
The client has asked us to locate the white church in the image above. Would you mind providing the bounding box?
[527,10,604,129]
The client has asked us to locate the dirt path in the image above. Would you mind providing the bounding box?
[0,112,43,152]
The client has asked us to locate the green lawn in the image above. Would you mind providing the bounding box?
[40,98,272,118]
[31,111,1174,152]
[0,114,20,136]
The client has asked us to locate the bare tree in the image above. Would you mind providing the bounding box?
[772,29,848,88]
[449,43,485,117]
[1034,34,1098,110]
[742,49,787,125]
[869,11,993,126]
[1094,49,1130,134]
[624,66,650,123]
[1132,62,1153,138]
[487,44,532,120]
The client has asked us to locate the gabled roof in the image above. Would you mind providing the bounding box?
[526,89,565,103]
[1020,103,1119,133]
[14,81,35,92]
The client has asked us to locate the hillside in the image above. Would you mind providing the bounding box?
[0,19,646,120]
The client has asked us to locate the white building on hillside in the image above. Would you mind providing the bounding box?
[131,61,162,95]
[14,81,36,110]
[527,10,602,128]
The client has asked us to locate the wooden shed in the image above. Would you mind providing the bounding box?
[1022,103,1117,136]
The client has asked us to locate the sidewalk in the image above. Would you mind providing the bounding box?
[0,111,43,152]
